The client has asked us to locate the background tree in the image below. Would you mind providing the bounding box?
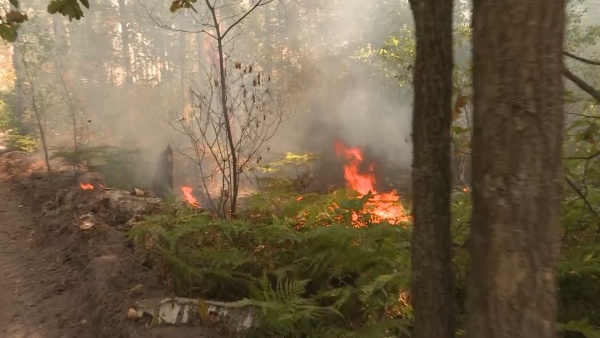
[408,1,455,338]
[465,1,566,337]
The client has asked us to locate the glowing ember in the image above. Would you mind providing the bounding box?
[79,182,94,190]
[334,140,409,225]
[181,186,201,208]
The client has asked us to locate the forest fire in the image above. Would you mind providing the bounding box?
[79,182,94,190]
[334,140,409,225]
[79,182,104,190]
[181,186,201,208]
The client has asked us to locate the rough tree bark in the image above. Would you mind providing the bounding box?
[465,1,565,338]
[408,1,455,338]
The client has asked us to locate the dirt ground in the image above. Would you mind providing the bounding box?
[0,153,223,338]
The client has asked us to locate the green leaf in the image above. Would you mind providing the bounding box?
[47,0,86,20]
[452,125,468,135]
[0,24,18,42]
[47,0,66,14]
[558,318,600,338]
[169,1,181,13]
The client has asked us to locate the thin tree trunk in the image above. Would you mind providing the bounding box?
[10,0,25,133]
[52,14,67,54]
[17,47,51,174]
[118,0,132,85]
[179,32,188,118]
[264,2,273,76]
[408,1,455,338]
[465,1,565,337]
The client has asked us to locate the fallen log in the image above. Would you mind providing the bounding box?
[128,297,259,333]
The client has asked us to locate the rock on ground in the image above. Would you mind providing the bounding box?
[0,131,7,155]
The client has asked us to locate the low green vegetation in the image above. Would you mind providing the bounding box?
[0,89,39,152]
[130,182,414,337]
[127,145,600,337]
[50,145,149,189]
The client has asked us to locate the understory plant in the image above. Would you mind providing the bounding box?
[130,187,413,337]
[50,145,149,189]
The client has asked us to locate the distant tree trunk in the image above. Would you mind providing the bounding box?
[465,1,565,338]
[118,0,132,85]
[264,2,273,76]
[159,30,171,81]
[52,15,67,54]
[179,32,188,118]
[10,1,25,133]
[408,1,455,338]
[11,46,25,133]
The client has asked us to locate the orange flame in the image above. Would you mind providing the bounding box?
[334,140,408,225]
[79,182,94,190]
[181,186,201,208]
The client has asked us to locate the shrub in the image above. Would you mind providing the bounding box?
[130,191,412,337]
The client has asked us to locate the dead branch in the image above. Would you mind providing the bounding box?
[220,0,274,39]
[566,176,600,230]
[566,152,600,160]
[562,64,600,103]
[564,50,600,66]
[566,112,600,119]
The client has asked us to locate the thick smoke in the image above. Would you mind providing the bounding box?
[267,0,414,169]
[22,0,414,190]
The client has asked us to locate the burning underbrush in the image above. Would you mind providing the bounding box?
[1,141,420,335]
[128,140,420,336]
[2,137,599,336]
[179,140,411,227]
[130,197,413,336]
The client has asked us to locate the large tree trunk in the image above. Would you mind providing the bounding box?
[408,1,455,338]
[465,1,565,338]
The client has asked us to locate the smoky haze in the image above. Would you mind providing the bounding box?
[7,0,416,189]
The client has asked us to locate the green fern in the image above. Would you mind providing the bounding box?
[129,194,412,335]
[558,318,600,338]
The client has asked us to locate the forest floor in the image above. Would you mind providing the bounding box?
[0,152,222,338]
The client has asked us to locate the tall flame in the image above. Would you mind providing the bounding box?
[181,186,201,208]
[334,140,408,225]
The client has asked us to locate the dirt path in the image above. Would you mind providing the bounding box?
[0,183,75,337]
[0,168,225,338]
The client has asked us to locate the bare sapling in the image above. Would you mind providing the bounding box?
[175,59,287,218]
[147,0,287,218]
[16,44,52,174]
